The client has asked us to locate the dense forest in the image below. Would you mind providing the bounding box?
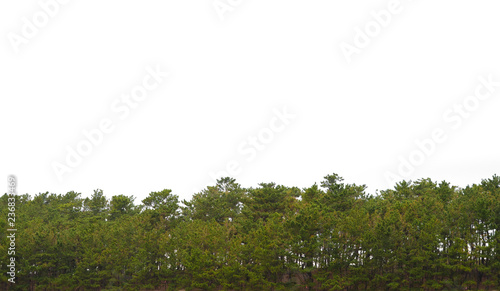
[1,174,500,290]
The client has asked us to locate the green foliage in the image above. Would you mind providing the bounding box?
[2,174,500,290]
[182,177,245,224]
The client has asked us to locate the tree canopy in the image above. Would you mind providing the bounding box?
[1,174,500,290]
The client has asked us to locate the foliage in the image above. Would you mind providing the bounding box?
[1,174,500,290]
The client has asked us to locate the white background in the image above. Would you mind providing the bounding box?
[1,0,499,202]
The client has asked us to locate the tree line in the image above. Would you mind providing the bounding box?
[1,174,500,290]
